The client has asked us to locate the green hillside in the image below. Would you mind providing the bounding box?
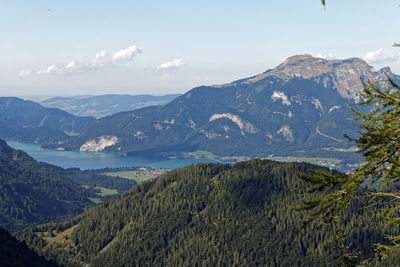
[17,160,395,266]
[0,139,95,231]
[0,227,59,267]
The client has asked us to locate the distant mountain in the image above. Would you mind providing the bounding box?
[0,227,58,267]
[0,97,95,143]
[17,160,392,266]
[0,139,94,231]
[54,55,399,161]
[41,94,181,118]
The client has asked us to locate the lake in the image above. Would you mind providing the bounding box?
[6,140,218,170]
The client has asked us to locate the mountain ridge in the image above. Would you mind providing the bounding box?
[40,94,181,118]
[0,97,95,143]
[44,55,400,163]
[217,54,393,101]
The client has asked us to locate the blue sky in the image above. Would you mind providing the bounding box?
[1,0,399,96]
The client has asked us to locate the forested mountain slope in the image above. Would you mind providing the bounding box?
[17,159,395,266]
[0,139,94,231]
[0,227,58,267]
[0,97,95,143]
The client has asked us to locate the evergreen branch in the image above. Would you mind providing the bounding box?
[372,192,400,200]
[298,76,400,264]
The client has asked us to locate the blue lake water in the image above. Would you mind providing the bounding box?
[6,140,218,170]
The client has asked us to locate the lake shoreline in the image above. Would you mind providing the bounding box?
[5,140,219,170]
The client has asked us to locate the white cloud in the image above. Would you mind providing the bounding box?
[37,65,59,75]
[20,45,142,77]
[18,69,32,77]
[35,55,108,75]
[316,53,336,60]
[363,48,399,64]
[95,50,106,59]
[153,59,187,71]
[113,46,142,61]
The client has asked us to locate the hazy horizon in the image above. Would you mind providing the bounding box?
[15,93,182,102]
[1,0,400,96]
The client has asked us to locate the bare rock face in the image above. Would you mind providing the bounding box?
[246,54,393,102]
[79,135,118,152]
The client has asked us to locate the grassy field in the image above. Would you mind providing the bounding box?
[89,187,119,204]
[88,169,168,203]
[103,168,166,184]
[184,149,343,169]
[183,150,249,162]
[183,150,215,158]
[96,187,118,197]
[265,155,342,168]
[89,197,101,204]
[183,150,341,168]
[43,224,78,249]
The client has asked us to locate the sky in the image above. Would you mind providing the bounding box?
[1,0,400,97]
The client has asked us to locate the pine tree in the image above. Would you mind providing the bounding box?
[296,2,400,264]
[296,76,400,264]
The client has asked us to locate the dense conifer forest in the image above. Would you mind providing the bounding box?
[0,139,95,231]
[0,227,58,267]
[16,159,397,266]
[0,138,141,232]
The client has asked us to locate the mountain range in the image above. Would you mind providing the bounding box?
[2,55,397,165]
[50,55,399,162]
[40,94,180,118]
[2,54,399,266]
[0,97,95,143]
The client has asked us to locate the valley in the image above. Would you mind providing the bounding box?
[1,58,398,265]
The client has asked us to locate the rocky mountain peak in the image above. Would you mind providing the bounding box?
[279,54,315,66]
[245,54,395,102]
[378,66,392,75]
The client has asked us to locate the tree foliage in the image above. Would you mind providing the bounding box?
[0,227,59,267]
[16,160,399,266]
[0,137,142,232]
[309,0,400,264]
[298,77,400,264]
[0,139,95,231]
